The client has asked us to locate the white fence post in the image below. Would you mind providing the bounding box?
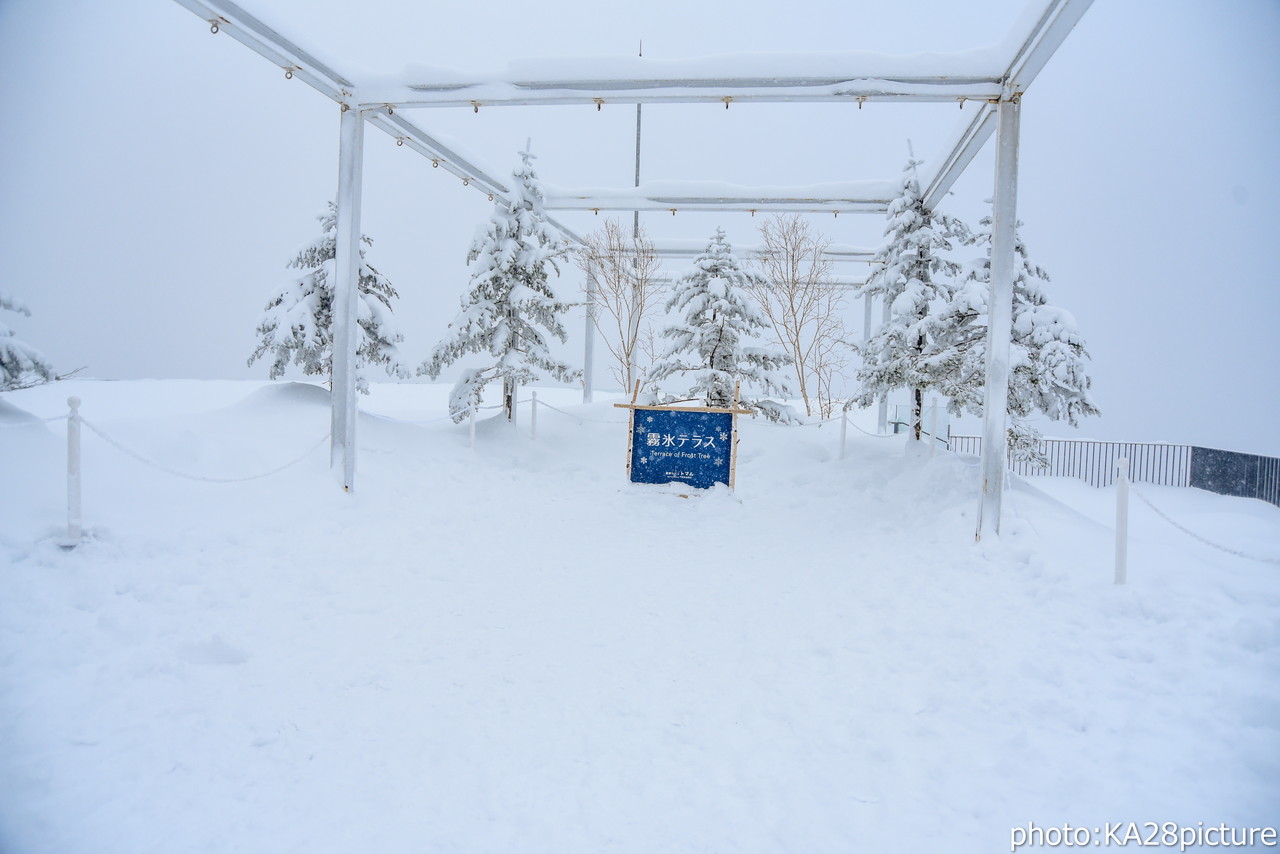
[839,411,847,461]
[531,391,538,441]
[1115,457,1129,585]
[64,396,82,548]
[469,407,476,449]
[929,396,939,458]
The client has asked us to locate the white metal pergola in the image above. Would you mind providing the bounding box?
[173,0,1093,539]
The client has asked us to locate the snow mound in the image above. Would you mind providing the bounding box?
[231,380,331,411]
[0,396,41,424]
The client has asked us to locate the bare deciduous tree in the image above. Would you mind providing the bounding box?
[748,214,848,418]
[575,218,662,393]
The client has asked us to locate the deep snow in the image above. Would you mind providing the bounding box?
[1,380,1277,853]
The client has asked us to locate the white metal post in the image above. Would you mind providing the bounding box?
[582,287,596,403]
[65,396,82,547]
[975,94,1020,541]
[1115,457,1129,585]
[332,102,365,492]
[929,396,939,458]
[876,299,890,434]
[863,292,873,346]
[531,391,538,440]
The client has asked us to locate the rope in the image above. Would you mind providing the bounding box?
[845,416,903,439]
[1130,484,1280,565]
[533,398,627,425]
[0,413,70,428]
[80,419,330,483]
[362,407,471,425]
[361,402,505,425]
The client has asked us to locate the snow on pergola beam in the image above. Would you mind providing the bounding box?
[544,181,895,215]
[920,0,1095,208]
[358,73,1006,111]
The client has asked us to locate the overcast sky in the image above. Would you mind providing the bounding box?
[1,0,1277,455]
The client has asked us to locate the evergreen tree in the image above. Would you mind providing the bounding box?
[852,156,969,439]
[649,228,794,422]
[419,145,580,422]
[1,293,55,391]
[248,201,406,394]
[937,214,1099,461]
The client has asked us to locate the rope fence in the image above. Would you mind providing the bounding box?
[80,419,330,484]
[0,413,70,427]
[1130,483,1280,565]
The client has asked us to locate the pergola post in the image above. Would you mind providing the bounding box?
[331,102,364,492]
[976,94,1020,539]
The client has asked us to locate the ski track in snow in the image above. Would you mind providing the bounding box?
[1,380,1278,854]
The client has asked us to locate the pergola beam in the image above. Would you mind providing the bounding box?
[172,0,352,100]
[359,82,1004,111]
[550,197,889,215]
[919,0,1094,209]
[1006,0,1097,90]
[546,183,894,215]
[365,109,510,197]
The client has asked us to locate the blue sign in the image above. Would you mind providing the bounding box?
[628,407,735,489]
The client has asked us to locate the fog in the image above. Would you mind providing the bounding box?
[2,0,1277,455]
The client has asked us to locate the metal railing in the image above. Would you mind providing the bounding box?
[1190,447,1280,507]
[947,435,1193,489]
[948,435,1279,508]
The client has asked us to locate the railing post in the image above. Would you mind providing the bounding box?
[531,391,538,441]
[1115,457,1129,585]
[64,396,82,548]
[839,411,848,461]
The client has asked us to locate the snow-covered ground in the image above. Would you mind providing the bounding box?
[1,379,1277,854]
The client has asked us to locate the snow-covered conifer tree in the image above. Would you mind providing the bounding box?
[937,214,1099,460]
[419,145,580,422]
[248,201,406,394]
[649,228,794,421]
[852,156,969,440]
[1,293,55,391]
